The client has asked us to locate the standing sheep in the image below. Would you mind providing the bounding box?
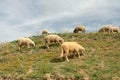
[98,25,113,33]
[60,42,85,62]
[42,29,49,35]
[45,34,64,49]
[18,37,35,51]
[73,25,86,33]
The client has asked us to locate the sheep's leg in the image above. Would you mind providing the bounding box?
[77,51,80,58]
[65,51,69,62]
[109,30,112,34]
[28,45,30,48]
[26,43,30,48]
[65,55,69,62]
[111,29,113,33]
[18,44,22,51]
[73,52,76,58]
[108,30,110,34]
[46,43,49,49]
[58,40,61,45]
[18,46,21,51]
[80,51,85,58]
[60,53,63,58]
[45,40,49,49]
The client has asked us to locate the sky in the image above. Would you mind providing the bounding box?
[0,0,120,42]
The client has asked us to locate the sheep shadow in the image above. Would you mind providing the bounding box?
[39,43,60,49]
[50,57,62,63]
[39,46,46,49]
[18,50,28,54]
[50,54,79,63]
[49,43,60,48]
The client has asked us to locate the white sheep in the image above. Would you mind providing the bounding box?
[73,25,86,33]
[45,34,64,49]
[18,37,35,51]
[98,25,113,33]
[42,29,49,35]
[60,42,85,62]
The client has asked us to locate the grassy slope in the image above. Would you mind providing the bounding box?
[0,33,120,80]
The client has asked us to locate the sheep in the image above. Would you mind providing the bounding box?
[18,37,35,51]
[98,25,113,33]
[60,42,85,62]
[45,34,64,49]
[112,26,119,33]
[42,29,49,35]
[98,26,106,33]
[73,25,86,33]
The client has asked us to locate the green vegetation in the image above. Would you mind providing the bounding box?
[0,33,120,80]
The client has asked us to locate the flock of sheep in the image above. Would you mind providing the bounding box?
[17,25,119,62]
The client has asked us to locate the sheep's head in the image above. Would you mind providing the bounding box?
[98,30,102,32]
[30,42,35,47]
[59,38,64,44]
[79,46,85,52]
[73,28,79,33]
[114,27,119,32]
[98,29,104,32]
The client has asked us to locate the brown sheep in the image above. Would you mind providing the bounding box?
[42,29,49,35]
[73,25,86,33]
[60,42,85,62]
[18,37,35,51]
[45,35,64,49]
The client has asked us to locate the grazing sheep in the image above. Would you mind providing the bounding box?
[98,27,106,33]
[98,25,113,33]
[18,37,35,51]
[60,42,85,62]
[42,30,49,35]
[112,26,119,33]
[73,25,86,33]
[45,35,64,49]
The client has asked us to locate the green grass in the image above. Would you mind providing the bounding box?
[0,32,120,80]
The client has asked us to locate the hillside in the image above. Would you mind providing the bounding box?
[0,33,120,80]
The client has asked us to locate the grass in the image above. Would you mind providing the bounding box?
[0,32,120,80]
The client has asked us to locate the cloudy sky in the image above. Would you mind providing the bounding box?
[0,0,120,42]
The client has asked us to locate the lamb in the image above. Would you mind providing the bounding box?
[45,34,64,49]
[42,29,49,35]
[98,25,113,33]
[112,26,119,33]
[18,37,35,51]
[60,42,85,62]
[73,25,86,33]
